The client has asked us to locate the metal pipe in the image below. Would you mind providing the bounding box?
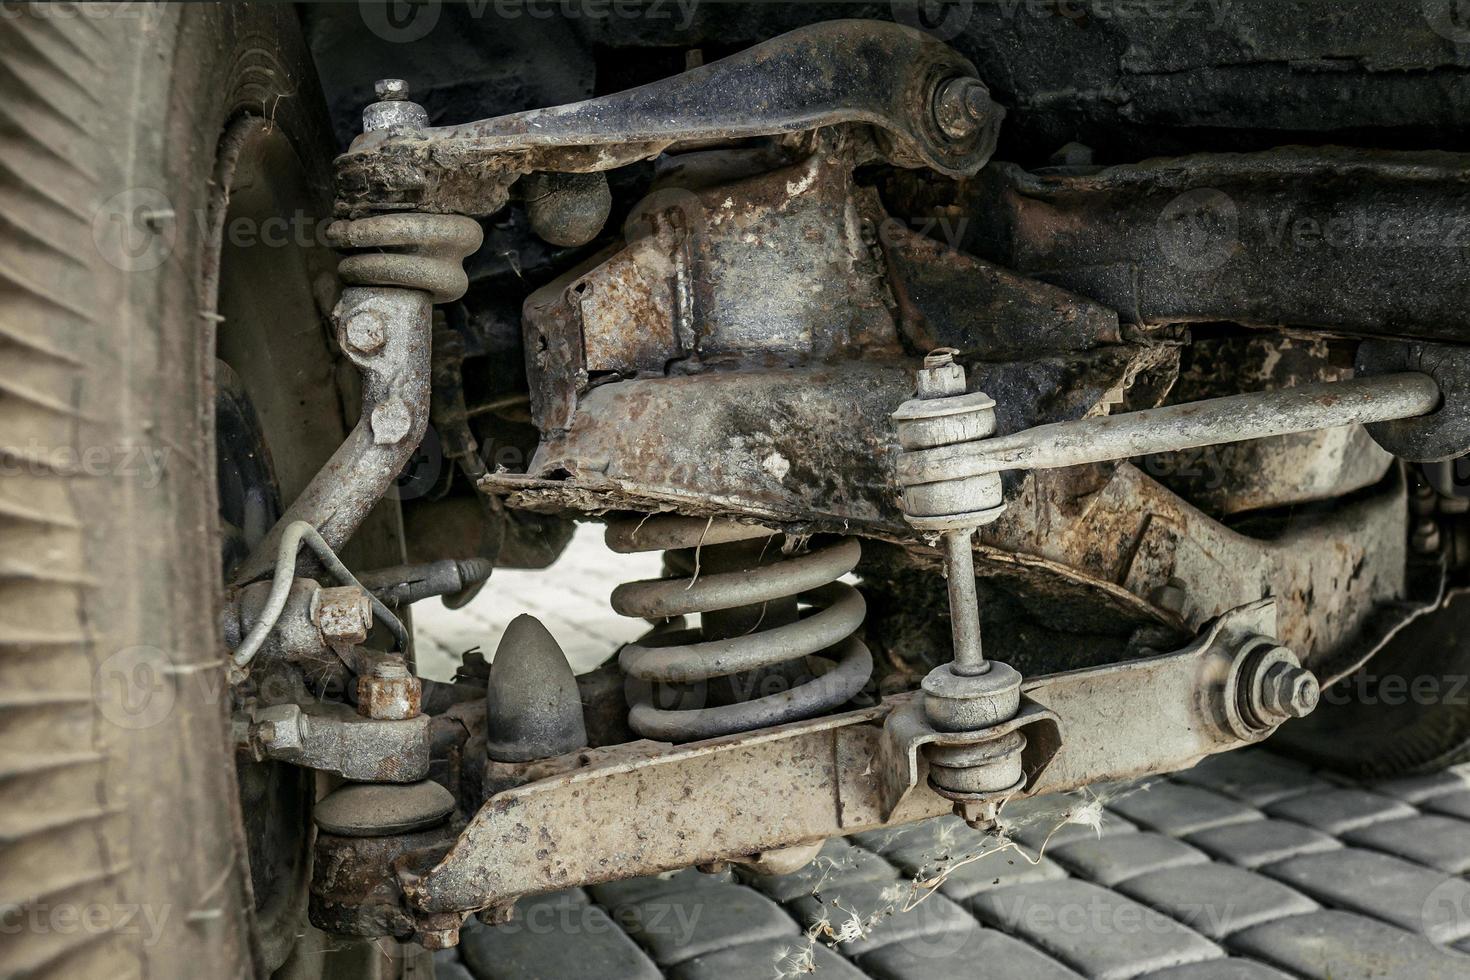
[356,558,495,608]
[897,372,1439,485]
[231,520,409,672]
[943,530,987,675]
[233,286,433,584]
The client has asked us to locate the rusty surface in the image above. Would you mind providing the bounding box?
[310,825,458,942]
[938,146,1470,343]
[404,601,1293,917]
[333,20,1001,218]
[522,141,904,433]
[883,221,1120,358]
[243,701,431,783]
[1142,334,1392,515]
[357,662,424,721]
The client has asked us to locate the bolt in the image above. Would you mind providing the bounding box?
[372,659,410,680]
[933,77,994,140]
[371,397,414,445]
[140,208,175,232]
[357,656,422,720]
[914,347,966,399]
[313,585,373,645]
[476,901,516,926]
[1148,578,1188,617]
[1261,663,1320,720]
[374,78,410,101]
[363,78,429,133]
[343,308,387,354]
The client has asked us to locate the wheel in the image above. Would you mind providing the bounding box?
[1273,591,1470,779]
[1,6,415,977]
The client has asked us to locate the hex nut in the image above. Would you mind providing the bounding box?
[933,77,992,140]
[343,309,387,354]
[1261,663,1320,720]
[358,660,423,720]
[253,703,307,754]
[374,78,410,101]
[313,586,373,645]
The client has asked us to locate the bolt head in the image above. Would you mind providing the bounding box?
[358,658,422,720]
[370,398,414,445]
[343,309,387,354]
[933,77,993,140]
[914,348,967,399]
[313,585,373,644]
[1285,671,1321,717]
[374,78,410,101]
[1262,663,1320,720]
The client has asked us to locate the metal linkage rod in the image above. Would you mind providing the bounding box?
[897,372,1439,486]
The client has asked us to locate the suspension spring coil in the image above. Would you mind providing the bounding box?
[607,516,874,742]
[325,213,482,303]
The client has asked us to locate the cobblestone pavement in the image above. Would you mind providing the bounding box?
[417,528,1470,979]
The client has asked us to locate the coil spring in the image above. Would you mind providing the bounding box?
[326,213,482,303]
[607,515,874,742]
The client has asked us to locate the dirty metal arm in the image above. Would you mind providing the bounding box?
[334,20,1003,217]
[236,86,483,586]
[401,601,1309,917]
[897,372,1440,487]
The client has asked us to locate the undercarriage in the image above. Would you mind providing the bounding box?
[204,17,1470,950]
[6,5,1470,974]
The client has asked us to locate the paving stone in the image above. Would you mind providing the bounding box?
[1107,783,1263,837]
[1116,864,1317,939]
[589,867,734,910]
[1184,819,1340,869]
[1172,752,1328,806]
[432,953,477,980]
[1264,788,1416,834]
[1342,814,1470,873]
[1264,848,1470,943]
[968,878,1222,979]
[1369,767,1470,803]
[1137,960,1292,979]
[750,838,900,904]
[1050,832,1208,886]
[787,876,975,958]
[857,922,1082,980]
[929,840,1068,900]
[849,815,977,861]
[1002,794,1139,851]
[1423,789,1470,821]
[1229,909,1470,980]
[668,937,865,979]
[460,890,660,980]
[614,883,799,966]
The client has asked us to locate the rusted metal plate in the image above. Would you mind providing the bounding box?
[405,604,1283,916]
[944,146,1470,343]
[334,20,1001,217]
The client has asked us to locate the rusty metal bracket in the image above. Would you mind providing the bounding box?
[398,599,1310,919]
[876,697,1060,825]
[334,20,1002,218]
